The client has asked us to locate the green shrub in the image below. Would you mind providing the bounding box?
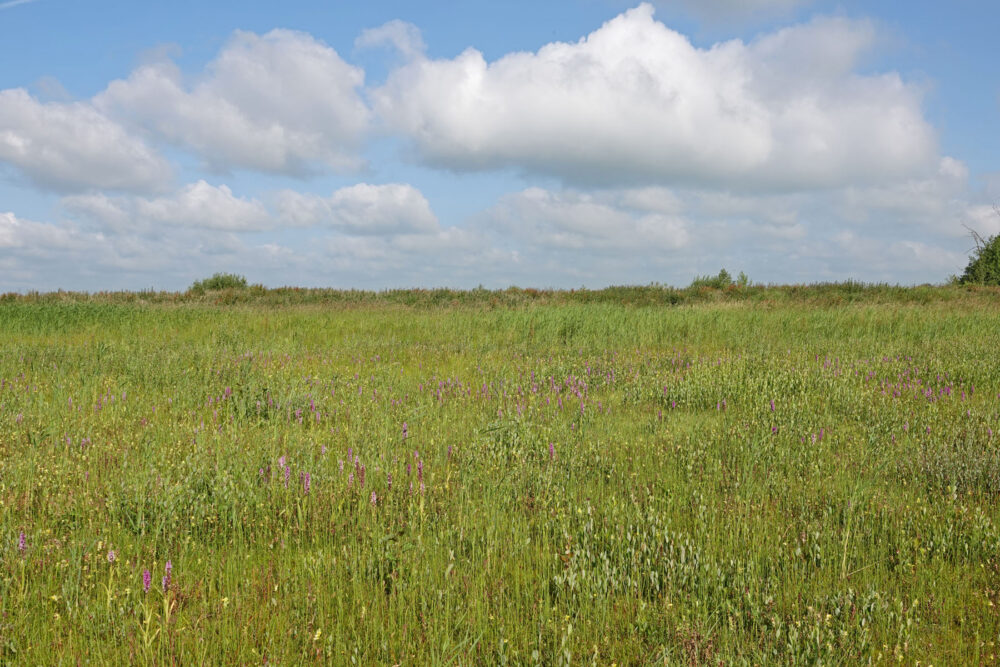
[959,230,1000,286]
[189,273,249,294]
[958,206,1000,285]
[689,268,734,289]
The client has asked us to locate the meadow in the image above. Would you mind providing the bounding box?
[2,285,999,664]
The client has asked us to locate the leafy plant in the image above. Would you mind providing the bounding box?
[958,206,1000,285]
[189,273,249,294]
[689,268,734,289]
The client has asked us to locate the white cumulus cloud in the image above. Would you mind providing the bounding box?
[274,183,439,234]
[64,181,271,232]
[0,211,86,250]
[355,20,427,60]
[487,187,690,253]
[64,181,439,237]
[95,29,370,175]
[372,4,936,189]
[0,88,171,192]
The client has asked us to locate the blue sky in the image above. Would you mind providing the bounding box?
[1,0,997,291]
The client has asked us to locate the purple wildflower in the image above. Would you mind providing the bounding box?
[143,569,152,593]
[549,442,555,460]
[284,466,290,488]
[402,422,408,440]
[417,459,423,483]
[370,490,377,507]
[387,472,393,491]
[107,549,116,564]
[770,399,775,412]
[18,531,25,554]
[303,472,311,495]
[162,561,172,592]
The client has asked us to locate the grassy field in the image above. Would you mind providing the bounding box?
[2,288,1000,664]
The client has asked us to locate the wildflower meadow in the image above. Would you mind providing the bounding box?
[1,286,999,663]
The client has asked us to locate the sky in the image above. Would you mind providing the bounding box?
[1,0,998,291]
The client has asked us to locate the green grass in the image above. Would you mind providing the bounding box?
[1,290,999,664]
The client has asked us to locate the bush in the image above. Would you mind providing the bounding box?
[959,209,1000,286]
[689,268,734,290]
[189,273,249,294]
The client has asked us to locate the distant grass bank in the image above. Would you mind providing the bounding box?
[3,281,998,309]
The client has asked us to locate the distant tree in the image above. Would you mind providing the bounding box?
[689,268,736,289]
[959,206,1000,286]
[190,273,249,293]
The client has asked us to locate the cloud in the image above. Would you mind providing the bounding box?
[660,0,811,22]
[0,88,171,192]
[0,0,40,9]
[64,181,438,237]
[470,165,995,285]
[355,20,426,60]
[835,157,974,234]
[3,169,989,291]
[372,4,935,189]
[487,187,690,254]
[95,29,370,175]
[64,180,272,232]
[0,211,85,250]
[274,183,439,234]
[0,207,310,292]
[965,204,1000,238]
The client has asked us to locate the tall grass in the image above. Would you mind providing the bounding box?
[1,297,998,663]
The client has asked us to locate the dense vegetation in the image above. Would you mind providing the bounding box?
[960,228,1000,286]
[188,273,250,294]
[2,291,999,663]
[3,279,997,309]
